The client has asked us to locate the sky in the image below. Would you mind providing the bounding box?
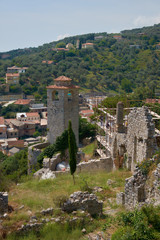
[0,0,160,52]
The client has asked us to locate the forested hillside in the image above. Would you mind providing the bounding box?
[1,24,160,101]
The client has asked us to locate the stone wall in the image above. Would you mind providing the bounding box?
[111,106,157,172]
[62,191,103,215]
[0,192,8,215]
[117,160,160,209]
[0,94,24,102]
[28,142,49,174]
[126,107,157,171]
[76,157,113,173]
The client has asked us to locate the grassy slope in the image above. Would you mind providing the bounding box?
[2,170,132,239]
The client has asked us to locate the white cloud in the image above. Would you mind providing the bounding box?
[56,33,70,41]
[133,15,160,27]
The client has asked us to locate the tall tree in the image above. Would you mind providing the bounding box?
[68,120,77,184]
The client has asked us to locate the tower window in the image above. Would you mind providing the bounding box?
[52,91,59,101]
[68,91,72,101]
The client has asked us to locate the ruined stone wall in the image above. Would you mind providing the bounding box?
[28,142,49,174]
[76,157,113,173]
[0,192,8,215]
[126,107,157,171]
[117,160,160,209]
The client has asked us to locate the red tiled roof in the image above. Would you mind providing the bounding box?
[14,99,31,105]
[80,110,94,114]
[6,73,19,77]
[26,112,40,117]
[83,43,94,45]
[54,76,72,81]
[48,61,53,64]
[46,84,79,89]
[0,117,5,125]
[8,140,24,147]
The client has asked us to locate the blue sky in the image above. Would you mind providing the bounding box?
[0,0,160,52]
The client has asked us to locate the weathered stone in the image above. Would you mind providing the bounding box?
[40,208,53,216]
[62,191,103,216]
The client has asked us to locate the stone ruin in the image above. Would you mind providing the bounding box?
[111,103,157,171]
[0,192,8,215]
[117,160,160,209]
[62,191,103,216]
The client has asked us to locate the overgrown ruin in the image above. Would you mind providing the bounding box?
[97,102,158,172]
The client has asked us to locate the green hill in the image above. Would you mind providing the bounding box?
[1,24,160,100]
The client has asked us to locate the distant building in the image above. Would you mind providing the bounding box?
[76,39,80,49]
[14,99,32,106]
[113,35,122,41]
[66,43,74,49]
[7,66,28,73]
[16,112,40,122]
[94,35,106,40]
[6,73,19,84]
[129,45,141,49]
[30,104,47,113]
[80,109,94,118]
[82,43,94,49]
[10,120,35,137]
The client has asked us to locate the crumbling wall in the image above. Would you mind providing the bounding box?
[62,191,103,215]
[117,161,160,209]
[28,142,49,174]
[76,157,113,173]
[126,107,157,171]
[0,192,8,215]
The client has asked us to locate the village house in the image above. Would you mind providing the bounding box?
[6,73,19,84]
[16,112,40,122]
[10,119,35,137]
[14,99,32,106]
[113,35,122,40]
[30,103,47,113]
[82,43,94,49]
[7,66,28,73]
[66,43,74,49]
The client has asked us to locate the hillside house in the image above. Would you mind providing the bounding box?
[14,99,32,106]
[82,43,94,49]
[6,73,19,84]
[7,66,28,73]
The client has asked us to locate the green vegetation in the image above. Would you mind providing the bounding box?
[68,120,77,184]
[82,141,97,159]
[0,149,28,190]
[1,24,160,101]
[112,205,160,240]
[79,117,96,142]
[0,104,30,119]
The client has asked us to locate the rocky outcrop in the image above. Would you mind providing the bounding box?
[62,191,103,216]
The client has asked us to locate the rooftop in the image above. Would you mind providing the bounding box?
[6,73,19,77]
[14,99,31,105]
[46,84,79,89]
[54,76,72,81]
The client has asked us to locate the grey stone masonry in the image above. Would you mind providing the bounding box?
[111,105,157,172]
[28,142,49,174]
[0,192,8,215]
[126,107,157,171]
[47,76,79,145]
[62,191,103,216]
[117,159,160,209]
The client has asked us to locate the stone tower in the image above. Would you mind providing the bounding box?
[47,76,79,145]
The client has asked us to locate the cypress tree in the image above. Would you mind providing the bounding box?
[68,120,77,184]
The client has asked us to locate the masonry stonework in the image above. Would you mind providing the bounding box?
[111,105,157,171]
[47,76,79,145]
